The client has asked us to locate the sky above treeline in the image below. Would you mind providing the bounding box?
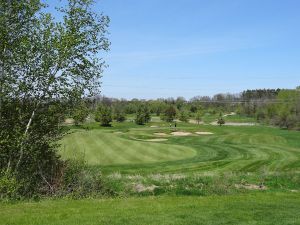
[48,0,300,100]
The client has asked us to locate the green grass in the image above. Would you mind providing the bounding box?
[224,114,257,123]
[61,129,196,165]
[4,117,300,224]
[1,193,300,225]
[61,121,300,175]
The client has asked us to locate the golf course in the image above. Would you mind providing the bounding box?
[2,115,300,225]
[2,0,300,224]
[60,117,300,174]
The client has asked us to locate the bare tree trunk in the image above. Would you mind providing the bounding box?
[6,159,11,173]
[0,46,5,123]
[15,108,36,172]
[38,164,54,193]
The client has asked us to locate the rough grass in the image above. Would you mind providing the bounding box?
[1,193,300,225]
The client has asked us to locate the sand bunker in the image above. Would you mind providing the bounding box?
[189,119,204,124]
[210,121,256,126]
[223,112,236,117]
[171,132,192,136]
[195,132,214,135]
[146,138,168,142]
[154,132,168,136]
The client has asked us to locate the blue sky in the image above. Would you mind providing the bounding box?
[48,0,300,99]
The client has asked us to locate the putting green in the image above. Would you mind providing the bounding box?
[60,130,197,166]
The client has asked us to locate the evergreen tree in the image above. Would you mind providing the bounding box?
[95,106,112,126]
[114,106,126,122]
[135,104,151,125]
[161,106,177,122]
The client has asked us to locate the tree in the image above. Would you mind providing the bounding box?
[72,101,89,125]
[179,110,189,122]
[135,107,145,125]
[217,117,225,126]
[272,89,300,129]
[95,106,112,127]
[135,104,151,125]
[195,110,203,124]
[113,106,126,122]
[0,0,109,196]
[217,112,225,126]
[144,105,151,123]
[161,106,177,122]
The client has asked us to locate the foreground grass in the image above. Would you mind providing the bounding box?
[1,193,300,225]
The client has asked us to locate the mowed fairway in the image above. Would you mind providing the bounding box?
[60,122,300,174]
[60,129,197,165]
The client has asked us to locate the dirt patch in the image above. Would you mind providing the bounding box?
[171,131,192,136]
[133,184,158,193]
[108,172,122,179]
[64,118,74,125]
[149,174,186,181]
[223,112,236,117]
[195,131,214,135]
[127,175,143,180]
[150,125,159,128]
[146,138,168,142]
[154,132,168,136]
[189,119,204,124]
[235,184,267,190]
[210,121,256,126]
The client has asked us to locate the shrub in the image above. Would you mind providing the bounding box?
[95,106,113,127]
[0,170,21,200]
[217,117,225,126]
[179,110,189,122]
[58,159,114,198]
[114,108,126,122]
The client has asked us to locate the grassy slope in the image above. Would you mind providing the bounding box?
[1,193,300,225]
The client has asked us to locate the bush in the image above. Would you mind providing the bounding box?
[114,109,126,122]
[0,170,21,200]
[58,159,114,198]
[95,105,113,126]
[217,118,225,126]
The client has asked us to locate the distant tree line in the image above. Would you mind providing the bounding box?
[84,87,299,130]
